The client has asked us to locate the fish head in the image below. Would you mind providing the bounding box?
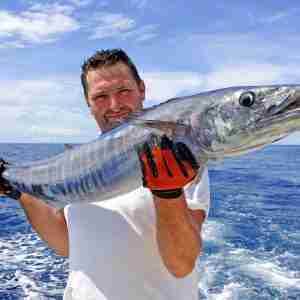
[193,85,300,159]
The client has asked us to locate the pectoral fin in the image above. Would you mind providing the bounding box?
[130,117,191,137]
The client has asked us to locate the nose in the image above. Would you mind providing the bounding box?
[109,95,122,111]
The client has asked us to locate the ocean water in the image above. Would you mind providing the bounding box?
[0,143,299,299]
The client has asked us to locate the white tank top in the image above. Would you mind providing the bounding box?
[63,168,210,300]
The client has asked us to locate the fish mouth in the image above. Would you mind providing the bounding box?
[282,97,300,113]
[266,91,300,118]
[252,90,300,147]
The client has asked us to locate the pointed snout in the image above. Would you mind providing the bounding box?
[266,85,300,117]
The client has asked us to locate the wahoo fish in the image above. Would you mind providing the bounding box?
[2,85,300,207]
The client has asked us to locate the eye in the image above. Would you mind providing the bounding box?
[119,89,130,95]
[93,94,107,102]
[239,92,255,107]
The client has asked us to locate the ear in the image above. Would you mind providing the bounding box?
[139,80,146,101]
[86,97,91,107]
[89,101,95,116]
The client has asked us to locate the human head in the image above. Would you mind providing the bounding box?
[81,48,143,104]
[81,49,145,132]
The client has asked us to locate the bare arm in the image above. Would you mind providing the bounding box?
[18,193,69,257]
[153,193,205,278]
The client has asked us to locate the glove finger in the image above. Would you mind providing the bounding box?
[176,142,199,171]
[0,158,10,168]
[143,142,158,177]
[0,178,11,189]
[137,141,160,178]
[161,135,189,177]
[136,144,145,170]
[146,134,172,179]
[181,161,198,180]
[136,144,150,186]
[0,159,6,174]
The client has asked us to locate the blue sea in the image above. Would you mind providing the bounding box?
[0,144,299,299]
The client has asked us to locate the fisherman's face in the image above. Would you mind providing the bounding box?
[86,62,145,133]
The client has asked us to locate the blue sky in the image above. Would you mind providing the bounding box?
[1,0,300,143]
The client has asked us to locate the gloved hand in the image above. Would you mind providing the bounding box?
[0,159,22,200]
[137,135,199,199]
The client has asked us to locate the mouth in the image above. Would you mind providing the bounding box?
[106,112,130,122]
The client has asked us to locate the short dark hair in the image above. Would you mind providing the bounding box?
[81,49,142,103]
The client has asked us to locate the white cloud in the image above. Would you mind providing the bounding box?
[0,78,84,108]
[89,12,158,42]
[89,12,136,39]
[0,104,96,143]
[0,77,96,142]
[174,31,300,74]
[129,0,148,9]
[29,125,81,138]
[203,63,300,91]
[122,24,158,42]
[0,4,80,46]
[142,61,300,106]
[28,2,75,15]
[203,63,283,90]
[142,72,204,105]
[259,8,300,24]
[186,33,275,66]
[67,0,93,7]
[0,40,25,48]
[26,105,94,139]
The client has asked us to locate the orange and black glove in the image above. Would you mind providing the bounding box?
[0,159,22,200]
[137,135,199,199]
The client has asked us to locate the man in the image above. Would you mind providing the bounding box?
[0,49,210,299]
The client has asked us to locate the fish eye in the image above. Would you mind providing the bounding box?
[239,92,255,107]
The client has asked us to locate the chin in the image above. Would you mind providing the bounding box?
[104,121,123,132]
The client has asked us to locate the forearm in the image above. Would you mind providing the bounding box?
[153,193,202,278]
[18,193,69,256]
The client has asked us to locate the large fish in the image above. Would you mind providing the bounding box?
[2,85,300,207]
